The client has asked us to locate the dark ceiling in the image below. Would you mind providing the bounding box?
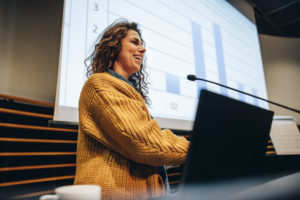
[247,0,300,38]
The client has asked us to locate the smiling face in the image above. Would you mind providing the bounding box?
[113,30,146,79]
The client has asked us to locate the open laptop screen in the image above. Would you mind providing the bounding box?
[181,89,274,184]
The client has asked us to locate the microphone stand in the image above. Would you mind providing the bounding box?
[187,74,300,114]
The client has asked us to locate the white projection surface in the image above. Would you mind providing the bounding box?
[54,0,269,130]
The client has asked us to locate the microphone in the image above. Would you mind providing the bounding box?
[187,74,300,114]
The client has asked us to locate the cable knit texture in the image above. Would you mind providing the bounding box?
[74,72,190,200]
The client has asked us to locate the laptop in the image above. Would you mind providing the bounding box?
[181,89,274,184]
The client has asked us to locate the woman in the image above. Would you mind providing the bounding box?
[74,20,190,200]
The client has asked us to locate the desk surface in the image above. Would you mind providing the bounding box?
[155,171,300,200]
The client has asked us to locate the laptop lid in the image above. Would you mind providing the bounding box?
[181,89,274,184]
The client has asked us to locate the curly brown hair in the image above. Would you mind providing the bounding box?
[85,19,150,105]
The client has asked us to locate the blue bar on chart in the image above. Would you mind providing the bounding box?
[237,82,246,102]
[191,21,206,97]
[166,73,180,95]
[252,88,259,106]
[213,23,228,96]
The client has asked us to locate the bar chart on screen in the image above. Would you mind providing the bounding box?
[56,0,269,126]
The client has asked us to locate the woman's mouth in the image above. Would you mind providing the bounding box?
[134,55,143,61]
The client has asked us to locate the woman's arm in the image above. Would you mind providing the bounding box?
[80,78,190,166]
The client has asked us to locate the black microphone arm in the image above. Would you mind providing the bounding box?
[187,74,300,114]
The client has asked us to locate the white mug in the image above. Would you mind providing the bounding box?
[39,185,101,200]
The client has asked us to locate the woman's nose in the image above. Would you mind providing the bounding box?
[139,45,146,53]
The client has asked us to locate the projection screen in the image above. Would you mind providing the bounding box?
[54,0,269,130]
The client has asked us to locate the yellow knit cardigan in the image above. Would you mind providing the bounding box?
[74,72,190,200]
